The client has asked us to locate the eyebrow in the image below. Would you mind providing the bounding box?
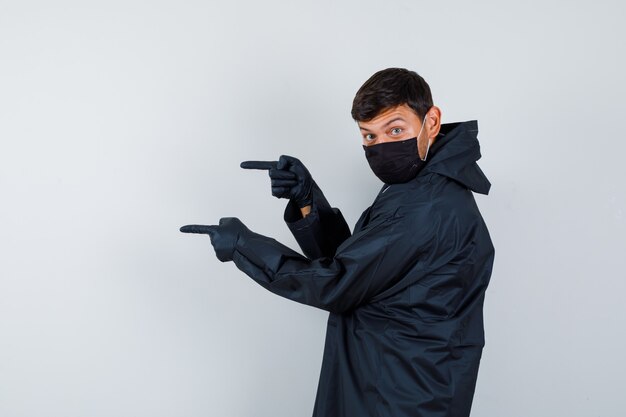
[359,117,407,131]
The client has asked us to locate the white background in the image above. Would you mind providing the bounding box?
[1,1,625,416]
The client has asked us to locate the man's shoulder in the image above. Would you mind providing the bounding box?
[392,174,485,231]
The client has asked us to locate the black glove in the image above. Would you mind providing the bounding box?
[180,217,250,262]
[241,155,313,208]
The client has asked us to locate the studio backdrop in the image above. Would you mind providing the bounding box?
[1,1,624,416]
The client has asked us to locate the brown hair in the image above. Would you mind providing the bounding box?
[351,68,433,122]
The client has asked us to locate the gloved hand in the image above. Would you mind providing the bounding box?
[240,155,313,208]
[180,217,250,262]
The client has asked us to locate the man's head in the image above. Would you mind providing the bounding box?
[352,68,441,159]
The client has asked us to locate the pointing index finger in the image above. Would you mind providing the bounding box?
[240,160,277,170]
[180,225,216,235]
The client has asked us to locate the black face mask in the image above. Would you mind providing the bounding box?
[363,136,431,184]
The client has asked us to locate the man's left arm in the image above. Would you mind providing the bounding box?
[181,211,462,314]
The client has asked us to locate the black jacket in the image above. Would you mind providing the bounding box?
[230,120,494,417]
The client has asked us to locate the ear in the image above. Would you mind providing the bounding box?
[424,105,442,142]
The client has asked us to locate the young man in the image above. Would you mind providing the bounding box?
[181,68,495,417]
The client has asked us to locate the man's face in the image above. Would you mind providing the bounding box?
[358,104,424,147]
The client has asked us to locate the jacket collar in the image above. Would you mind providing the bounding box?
[421,120,491,195]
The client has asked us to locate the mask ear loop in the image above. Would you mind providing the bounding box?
[417,114,430,162]
[421,138,432,162]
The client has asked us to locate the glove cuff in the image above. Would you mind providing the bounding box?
[296,191,312,208]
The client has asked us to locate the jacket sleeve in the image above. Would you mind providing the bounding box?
[282,180,351,260]
[230,208,455,314]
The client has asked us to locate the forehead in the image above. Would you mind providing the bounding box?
[358,104,419,129]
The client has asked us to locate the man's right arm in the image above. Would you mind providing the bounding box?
[283,180,351,260]
[241,155,351,259]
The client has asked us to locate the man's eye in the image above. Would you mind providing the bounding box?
[364,134,375,141]
[391,128,403,135]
